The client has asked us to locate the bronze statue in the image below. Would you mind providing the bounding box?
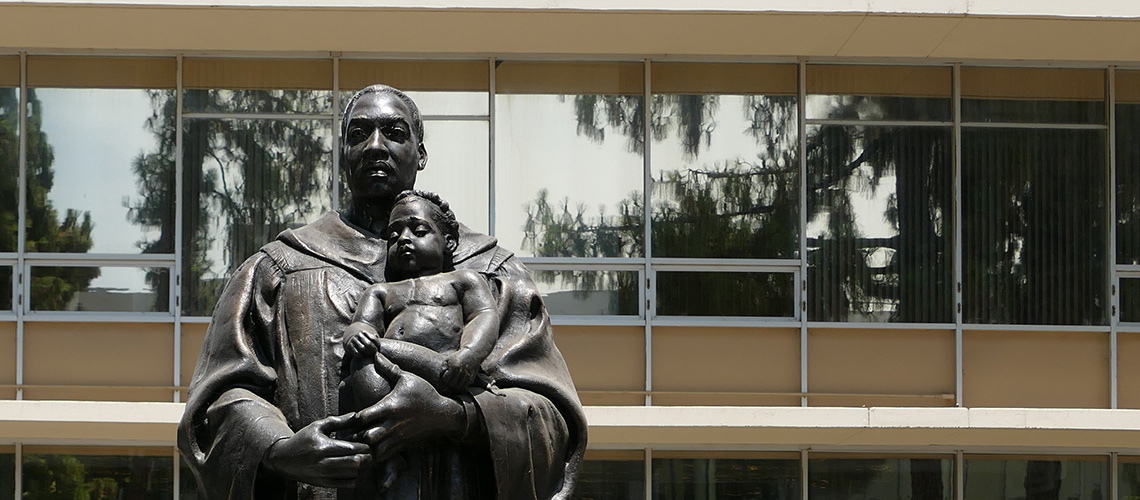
[178,84,587,500]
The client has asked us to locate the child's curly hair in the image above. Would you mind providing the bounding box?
[393,189,460,241]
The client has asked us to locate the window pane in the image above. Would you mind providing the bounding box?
[339,60,489,116]
[182,118,334,316]
[1120,460,1140,500]
[961,67,1105,124]
[651,63,799,259]
[809,457,953,500]
[29,266,169,313]
[0,266,11,312]
[1116,71,1140,264]
[0,85,17,252]
[25,88,176,254]
[183,58,332,114]
[807,65,952,122]
[653,456,800,500]
[964,457,1105,500]
[574,453,645,500]
[1122,278,1140,323]
[534,270,639,316]
[656,271,795,317]
[962,128,1107,325]
[0,451,11,500]
[23,448,173,500]
[807,126,953,323]
[495,62,645,258]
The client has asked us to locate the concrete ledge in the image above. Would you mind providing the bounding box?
[5,401,1140,452]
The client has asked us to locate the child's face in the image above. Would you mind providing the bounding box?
[385,198,454,276]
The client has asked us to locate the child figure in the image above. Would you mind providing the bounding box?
[339,190,499,495]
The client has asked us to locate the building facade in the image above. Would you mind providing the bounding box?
[3,1,1140,499]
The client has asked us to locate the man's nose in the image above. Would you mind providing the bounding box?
[364,129,389,159]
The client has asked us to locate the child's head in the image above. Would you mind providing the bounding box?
[385,190,460,278]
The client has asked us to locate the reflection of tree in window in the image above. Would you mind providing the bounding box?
[22,453,173,500]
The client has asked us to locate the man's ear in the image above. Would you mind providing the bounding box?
[417,142,428,171]
[445,233,458,253]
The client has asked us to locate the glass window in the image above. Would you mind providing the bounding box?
[1116,70,1140,265]
[653,454,800,500]
[0,58,17,252]
[495,61,645,258]
[807,125,953,323]
[25,57,177,255]
[961,128,1107,325]
[339,60,489,116]
[807,65,952,122]
[183,58,332,114]
[656,271,795,317]
[963,456,1106,500]
[533,269,640,316]
[0,447,12,500]
[809,456,953,500]
[182,118,334,316]
[961,67,1105,124]
[22,446,173,500]
[1122,278,1140,323]
[574,451,645,500]
[1120,458,1140,500]
[28,266,170,313]
[651,63,799,259]
[0,265,11,312]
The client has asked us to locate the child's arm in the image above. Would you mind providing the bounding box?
[442,270,500,391]
[345,283,389,357]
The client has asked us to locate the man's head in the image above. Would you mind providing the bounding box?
[341,85,428,209]
[385,190,460,277]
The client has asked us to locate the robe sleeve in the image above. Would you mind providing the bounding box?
[178,253,295,500]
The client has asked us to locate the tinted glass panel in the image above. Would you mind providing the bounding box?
[963,457,1105,500]
[1116,77,1140,264]
[807,126,953,323]
[809,457,953,500]
[495,62,645,258]
[29,266,169,313]
[23,449,173,500]
[1122,278,1140,323]
[1120,460,1140,500]
[533,270,639,316]
[961,67,1105,124]
[0,266,10,312]
[962,128,1107,325]
[25,88,176,254]
[0,452,11,500]
[183,58,332,114]
[182,118,334,316]
[575,457,645,500]
[656,272,795,317]
[807,65,952,122]
[653,457,800,500]
[0,86,16,252]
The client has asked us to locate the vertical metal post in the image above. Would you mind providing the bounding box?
[953,63,964,407]
[956,451,965,500]
[14,443,22,499]
[1108,66,1119,409]
[643,59,653,407]
[1110,453,1119,500]
[488,57,496,236]
[173,54,184,403]
[798,59,808,407]
[15,52,27,401]
[332,55,341,212]
[800,450,809,500]
[173,447,181,500]
[644,448,653,500]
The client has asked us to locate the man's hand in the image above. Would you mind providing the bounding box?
[352,353,466,461]
[345,323,382,358]
[263,413,372,488]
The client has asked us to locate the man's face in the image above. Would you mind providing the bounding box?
[385,198,455,276]
[343,92,427,205]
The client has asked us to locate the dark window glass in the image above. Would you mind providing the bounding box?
[807,65,952,122]
[807,126,953,323]
[182,118,334,316]
[964,457,1106,500]
[574,458,645,500]
[961,68,1105,125]
[1117,101,1140,265]
[809,457,953,500]
[962,128,1107,325]
[656,271,795,317]
[29,266,170,313]
[0,86,16,253]
[0,452,12,500]
[22,449,174,500]
[534,270,640,316]
[1120,460,1140,500]
[1122,278,1140,323]
[653,457,800,500]
[0,266,10,312]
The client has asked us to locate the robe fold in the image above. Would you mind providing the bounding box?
[178,212,586,500]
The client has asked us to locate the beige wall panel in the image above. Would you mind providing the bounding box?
[1117,71,1140,104]
[652,63,797,95]
[652,326,800,406]
[27,56,175,89]
[961,67,1104,100]
[180,322,209,399]
[23,322,173,402]
[553,325,644,405]
[836,16,962,58]
[183,58,331,90]
[807,65,951,97]
[1117,332,1140,409]
[932,17,1140,63]
[496,62,642,95]
[0,56,18,87]
[0,323,14,399]
[963,330,1109,408]
[340,60,488,92]
[807,328,955,407]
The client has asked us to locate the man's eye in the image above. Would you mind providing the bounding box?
[349,127,368,142]
[386,127,408,142]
